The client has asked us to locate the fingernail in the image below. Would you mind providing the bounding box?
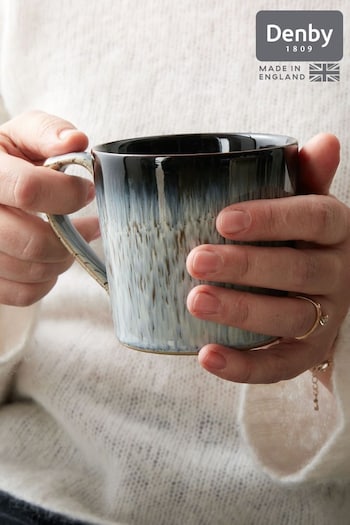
[191,291,220,315]
[58,128,79,140]
[202,350,227,370]
[219,210,251,234]
[192,250,223,275]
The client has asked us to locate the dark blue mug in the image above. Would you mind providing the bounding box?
[45,133,298,354]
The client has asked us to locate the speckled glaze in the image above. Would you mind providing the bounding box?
[46,133,298,354]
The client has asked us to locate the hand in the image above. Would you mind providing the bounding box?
[186,134,350,383]
[0,110,100,306]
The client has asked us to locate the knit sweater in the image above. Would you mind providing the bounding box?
[0,0,350,523]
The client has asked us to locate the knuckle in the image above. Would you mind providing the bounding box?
[231,292,250,326]
[315,200,335,232]
[35,111,71,139]
[292,254,317,290]
[13,174,40,210]
[21,232,50,261]
[310,196,341,240]
[235,246,251,281]
[260,202,282,236]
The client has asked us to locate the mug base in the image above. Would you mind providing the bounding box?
[120,336,279,355]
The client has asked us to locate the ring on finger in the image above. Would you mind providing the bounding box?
[294,295,329,340]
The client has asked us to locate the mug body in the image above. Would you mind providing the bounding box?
[92,133,298,354]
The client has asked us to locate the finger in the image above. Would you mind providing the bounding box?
[0,154,95,213]
[71,216,101,243]
[298,133,340,195]
[0,110,88,161]
[0,209,100,262]
[0,276,59,307]
[216,194,350,246]
[187,284,329,339]
[197,339,329,383]
[0,207,72,261]
[0,251,73,283]
[0,215,100,305]
[186,244,340,295]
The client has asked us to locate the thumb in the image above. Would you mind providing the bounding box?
[298,133,340,195]
[0,109,88,161]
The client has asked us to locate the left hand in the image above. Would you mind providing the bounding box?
[186,133,350,383]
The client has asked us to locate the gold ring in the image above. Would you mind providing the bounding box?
[294,295,329,340]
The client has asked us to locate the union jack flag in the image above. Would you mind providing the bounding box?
[309,63,340,82]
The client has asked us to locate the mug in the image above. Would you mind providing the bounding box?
[45,133,298,354]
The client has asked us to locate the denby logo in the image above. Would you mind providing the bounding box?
[256,11,343,61]
[266,24,333,48]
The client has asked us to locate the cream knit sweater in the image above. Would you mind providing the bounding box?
[0,0,350,523]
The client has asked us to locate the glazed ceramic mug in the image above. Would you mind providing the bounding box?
[45,133,298,354]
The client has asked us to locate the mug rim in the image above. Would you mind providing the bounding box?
[92,132,298,157]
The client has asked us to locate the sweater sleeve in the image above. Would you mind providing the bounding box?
[0,304,38,403]
[239,310,350,483]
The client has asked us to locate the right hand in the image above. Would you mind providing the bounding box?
[0,110,100,306]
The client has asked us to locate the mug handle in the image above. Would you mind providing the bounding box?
[44,152,108,292]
